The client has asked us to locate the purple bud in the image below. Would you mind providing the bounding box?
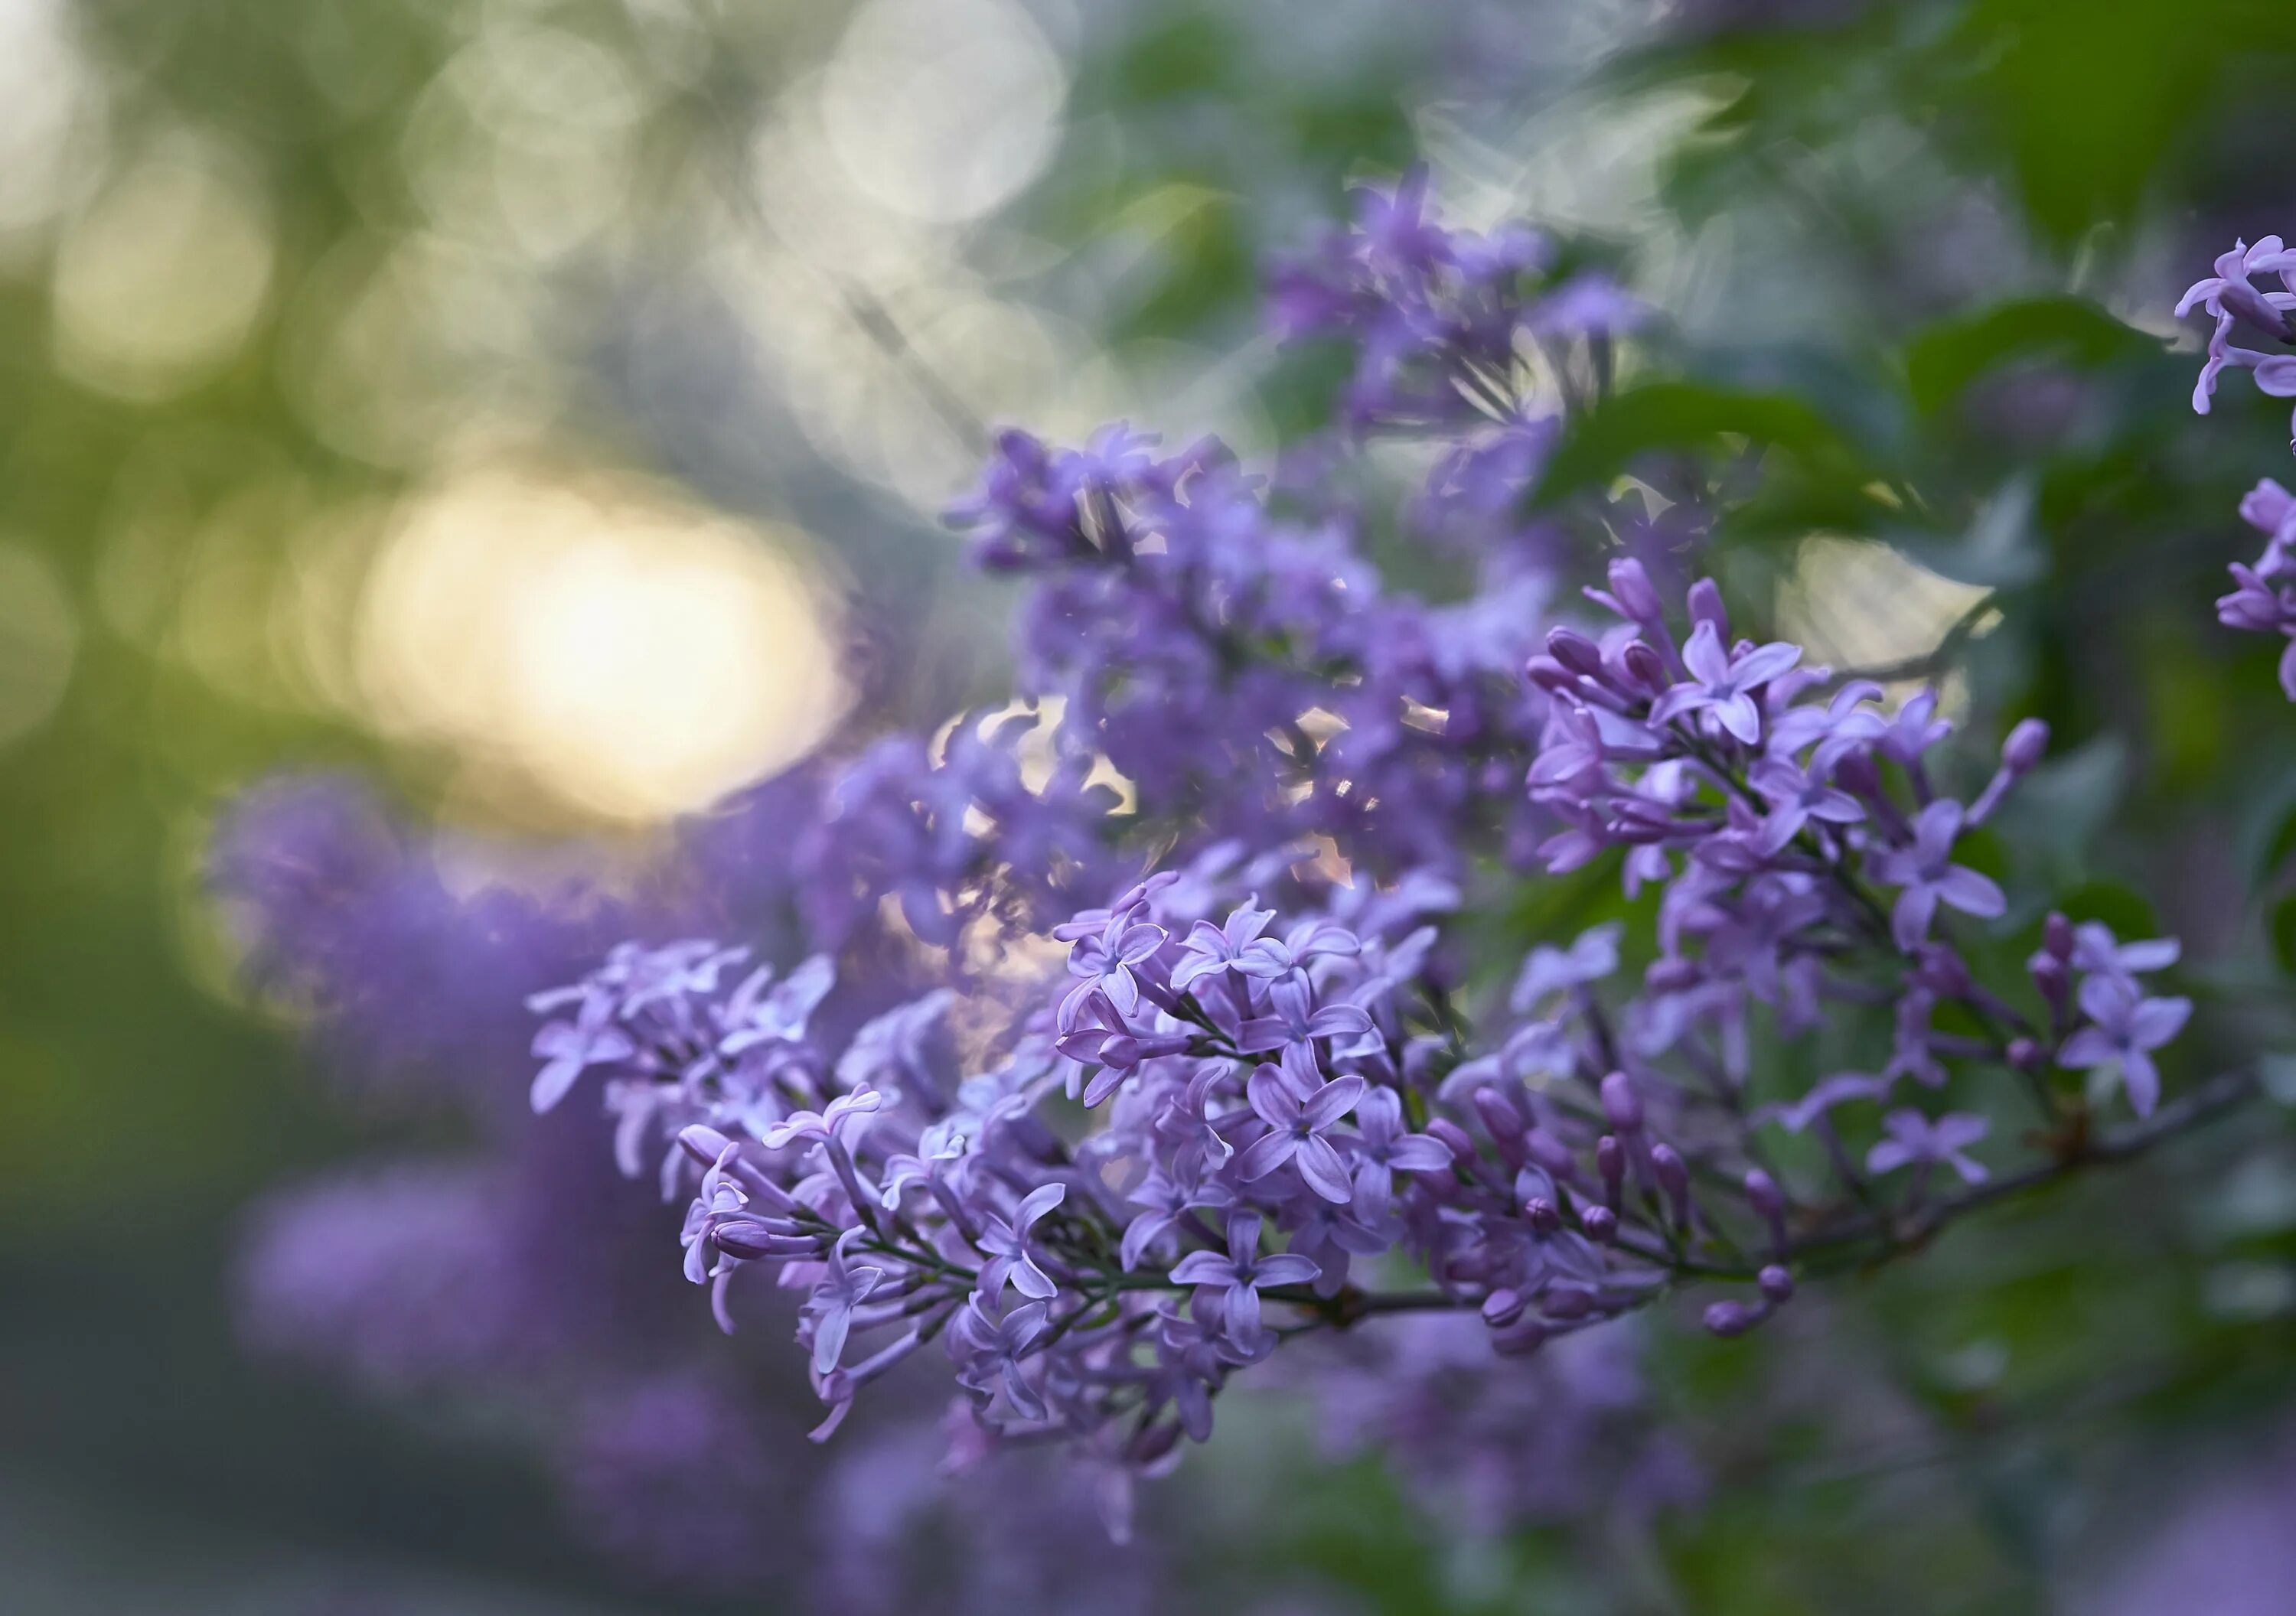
[1490,1318,1550,1357]
[1543,1286,1594,1320]
[1524,655,1578,695]
[1600,1070,1644,1131]
[1621,639,1668,693]
[1482,1287,1528,1327]
[1911,946,1972,997]
[2043,911,2075,962]
[1580,1204,1618,1242]
[680,1124,735,1166]
[1645,956,1701,994]
[2001,717,2049,773]
[1606,557,1663,624]
[1126,1420,1183,1466]
[1743,1168,1786,1249]
[1757,1265,1795,1305]
[2029,953,2069,1008]
[1596,1135,1625,1207]
[1546,627,1608,680]
[2007,1036,2043,1073]
[1651,1142,1692,1227]
[1427,1117,1480,1170]
[1702,1299,1760,1337]
[1834,750,1883,799]
[1472,1087,1528,1166]
[1525,1197,1562,1236]
[1686,578,1728,637]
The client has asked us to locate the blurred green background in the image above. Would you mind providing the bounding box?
[8,1,2296,1611]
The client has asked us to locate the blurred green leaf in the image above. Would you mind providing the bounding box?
[1902,297,2153,417]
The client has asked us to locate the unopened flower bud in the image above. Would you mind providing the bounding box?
[1427,1117,1480,1171]
[1596,1135,1625,1206]
[1600,1070,1644,1131]
[1481,1287,1528,1327]
[1652,1142,1692,1227]
[1544,1286,1594,1320]
[1758,1264,1795,1305]
[1606,557,1663,624]
[680,1124,735,1166]
[2007,1036,2043,1073]
[2043,911,2075,962]
[2001,717,2050,774]
[1546,627,1607,680]
[1524,655,1577,695]
[1621,639,1668,693]
[1687,577,1729,637]
[1525,1197,1562,1236]
[1580,1204,1618,1242]
[1702,1299,1760,1337]
[1472,1088,1528,1166]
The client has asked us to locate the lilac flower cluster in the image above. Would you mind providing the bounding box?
[2179,236,2296,696]
[228,172,2227,1579]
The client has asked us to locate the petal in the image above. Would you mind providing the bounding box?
[1296,1137,1356,1203]
[1254,1253,1322,1288]
[1303,1074,1367,1129]
[1731,640,1803,688]
[1236,1132,1297,1183]
[812,1303,852,1376]
[2056,1027,2115,1069]
[1715,692,1763,744]
[1168,1251,1232,1286]
[2121,1051,2161,1116]
[2128,995,2193,1049]
[1681,620,1729,686]
[1890,884,1939,953]
[1936,865,2007,920]
[1246,1065,1301,1128]
[1017,1181,1068,1226]
[1387,1134,1453,1171]
[1225,1281,1263,1346]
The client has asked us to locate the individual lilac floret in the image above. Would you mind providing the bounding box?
[2178,236,2296,424]
[1866,1109,1991,1184]
[1238,1071,1365,1203]
[1868,801,2007,951]
[1169,1213,1320,1351]
[2216,480,2296,699]
[2058,974,2193,1117]
[1650,621,1802,744]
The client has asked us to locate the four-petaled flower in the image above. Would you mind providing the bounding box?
[1865,1109,1990,1184]
[1170,901,1292,991]
[1169,1213,1319,1348]
[1651,621,1802,744]
[1347,1086,1452,1214]
[528,995,634,1113]
[974,1182,1067,1302]
[1869,800,2006,951]
[1058,911,1169,1031]
[1237,1070,1365,1203]
[2057,974,2192,1117]
[805,1227,885,1376]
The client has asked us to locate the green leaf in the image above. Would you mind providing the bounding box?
[1901,296,2152,417]
[1530,380,1864,508]
[2271,896,2296,977]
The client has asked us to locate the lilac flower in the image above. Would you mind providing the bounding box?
[975,1183,1067,1302]
[1169,1214,1319,1349]
[1348,1086,1452,1214]
[530,998,636,1113]
[806,1228,886,1376]
[1865,1109,1990,1184]
[1237,1070,1365,1203]
[2058,974,2193,1116]
[1869,800,2006,950]
[1651,621,1802,744]
[1169,901,1291,991]
[1747,757,1864,855]
[1057,910,1169,1031]
[951,1294,1052,1422]
[1234,974,1376,1059]
[1508,923,1621,1015]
